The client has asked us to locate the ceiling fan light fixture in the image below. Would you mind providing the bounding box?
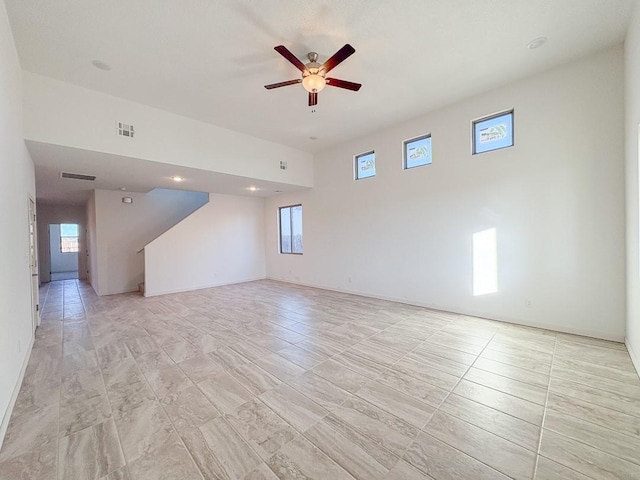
[302,74,326,93]
[266,44,360,103]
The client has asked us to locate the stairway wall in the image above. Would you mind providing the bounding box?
[90,188,208,295]
[144,193,265,297]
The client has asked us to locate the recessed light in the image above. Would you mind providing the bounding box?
[527,37,547,50]
[247,186,258,192]
[171,176,184,182]
[91,59,112,71]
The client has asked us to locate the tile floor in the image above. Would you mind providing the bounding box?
[1,279,639,479]
[50,271,79,282]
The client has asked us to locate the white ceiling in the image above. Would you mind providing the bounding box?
[6,0,637,203]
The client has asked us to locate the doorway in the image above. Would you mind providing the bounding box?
[49,223,79,281]
[28,197,39,331]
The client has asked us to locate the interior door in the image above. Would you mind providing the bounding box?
[28,197,40,331]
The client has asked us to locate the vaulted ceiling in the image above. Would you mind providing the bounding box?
[5,0,637,204]
[7,0,636,154]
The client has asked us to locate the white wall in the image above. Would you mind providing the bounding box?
[36,203,86,282]
[266,46,626,341]
[144,193,265,297]
[86,192,98,293]
[94,188,208,295]
[22,72,314,188]
[48,224,79,273]
[0,0,36,447]
[625,1,640,373]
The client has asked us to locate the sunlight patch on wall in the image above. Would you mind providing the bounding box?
[473,227,498,296]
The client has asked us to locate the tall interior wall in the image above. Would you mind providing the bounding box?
[625,1,640,371]
[0,0,37,447]
[266,46,626,341]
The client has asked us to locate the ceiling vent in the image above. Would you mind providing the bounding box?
[117,122,135,138]
[60,172,96,181]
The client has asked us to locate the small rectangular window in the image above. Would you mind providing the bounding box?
[279,205,303,254]
[403,134,432,169]
[60,223,79,253]
[473,110,514,155]
[354,151,376,180]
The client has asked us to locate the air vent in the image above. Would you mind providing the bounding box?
[60,172,96,181]
[117,122,135,138]
[279,161,287,170]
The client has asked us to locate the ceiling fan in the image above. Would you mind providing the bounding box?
[264,44,362,107]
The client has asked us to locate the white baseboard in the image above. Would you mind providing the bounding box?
[626,338,640,380]
[0,334,34,451]
[265,277,624,343]
[100,287,140,296]
[144,276,266,298]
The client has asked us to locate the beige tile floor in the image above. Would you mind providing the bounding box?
[1,279,639,479]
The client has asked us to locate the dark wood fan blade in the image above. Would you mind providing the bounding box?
[326,78,361,91]
[322,44,355,73]
[274,45,307,73]
[309,92,318,106]
[264,79,302,90]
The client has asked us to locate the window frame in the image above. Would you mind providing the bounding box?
[59,223,79,254]
[403,133,433,170]
[354,150,376,180]
[472,109,514,155]
[279,204,303,255]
